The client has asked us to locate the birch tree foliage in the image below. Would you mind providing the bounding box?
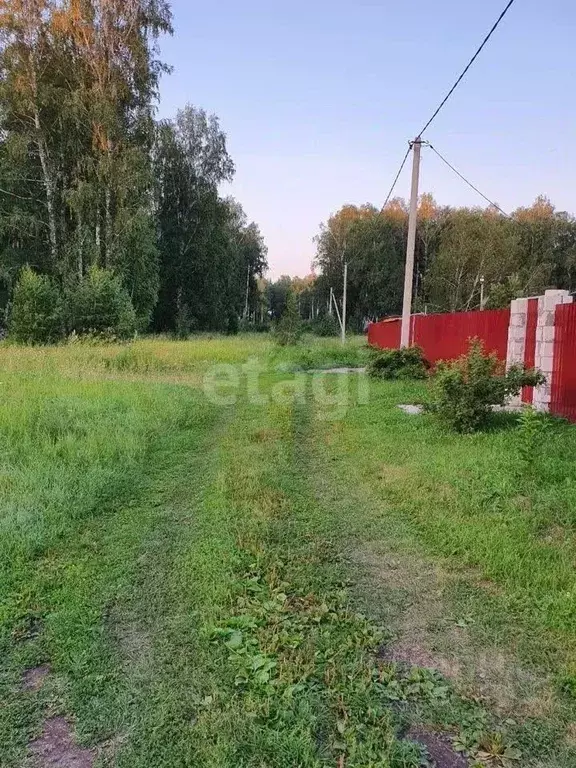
[310,195,576,326]
[0,0,172,325]
[152,106,267,333]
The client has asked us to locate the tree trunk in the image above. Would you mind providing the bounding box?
[96,209,101,263]
[78,211,84,279]
[243,265,250,319]
[104,183,112,267]
[33,107,58,265]
[25,9,58,266]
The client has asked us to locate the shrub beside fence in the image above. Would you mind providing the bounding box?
[368,293,576,424]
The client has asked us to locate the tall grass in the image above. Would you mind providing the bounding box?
[0,333,369,378]
[0,334,275,377]
[270,334,369,371]
[0,373,201,649]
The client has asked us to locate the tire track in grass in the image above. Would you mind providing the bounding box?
[199,394,461,767]
[4,363,550,767]
[306,393,576,767]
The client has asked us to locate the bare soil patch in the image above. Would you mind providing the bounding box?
[29,718,94,768]
[407,727,469,768]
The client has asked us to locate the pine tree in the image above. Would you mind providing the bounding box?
[276,289,302,346]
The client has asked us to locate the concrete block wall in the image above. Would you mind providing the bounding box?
[533,290,573,412]
[506,297,529,407]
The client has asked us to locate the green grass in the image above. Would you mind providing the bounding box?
[318,380,576,641]
[1,335,576,766]
[0,334,368,379]
[0,372,218,761]
[310,379,576,765]
[270,334,369,371]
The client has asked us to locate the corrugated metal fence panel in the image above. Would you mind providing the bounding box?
[412,309,510,365]
[522,298,539,404]
[367,319,401,349]
[551,303,576,422]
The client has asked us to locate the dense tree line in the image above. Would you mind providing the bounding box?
[264,195,576,332]
[3,1,571,340]
[0,0,267,338]
[153,106,267,334]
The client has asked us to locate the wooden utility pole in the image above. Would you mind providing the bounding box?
[342,262,348,344]
[400,138,423,347]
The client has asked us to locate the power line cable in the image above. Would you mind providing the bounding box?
[429,143,509,216]
[382,145,411,209]
[418,0,517,137]
[381,1,517,214]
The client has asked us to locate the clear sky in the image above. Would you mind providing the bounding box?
[157,0,575,279]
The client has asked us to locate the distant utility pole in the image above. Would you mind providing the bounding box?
[330,287,343,333]
[480,275,486,310]
[400,137,423,348]
[342,262,348,344]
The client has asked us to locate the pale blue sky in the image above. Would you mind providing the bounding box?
[158,0,575,278]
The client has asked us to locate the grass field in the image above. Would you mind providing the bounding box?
[1,335,576,767]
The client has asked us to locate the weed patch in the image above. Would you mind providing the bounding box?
[211,539,399,766]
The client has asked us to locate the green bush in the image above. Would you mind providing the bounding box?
[9,266,63,344]
[308,315,340,337]
[65,267,137,340]
[367,345,430,380]
[427,339,546,433]
[275,290,302,346]
[226,312,239,336]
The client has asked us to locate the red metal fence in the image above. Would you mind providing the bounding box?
[367,318,401,350]
[368,309,510,365]
[412,309,510,365]
[550,303,576,422]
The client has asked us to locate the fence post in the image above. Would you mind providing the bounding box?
[534,290,573,412]
[506,298,529,407]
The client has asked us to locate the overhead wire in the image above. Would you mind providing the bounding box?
[382,145,411,209]
[381,0,518,213]
[418,0,518,137]
[428,143,509,216]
